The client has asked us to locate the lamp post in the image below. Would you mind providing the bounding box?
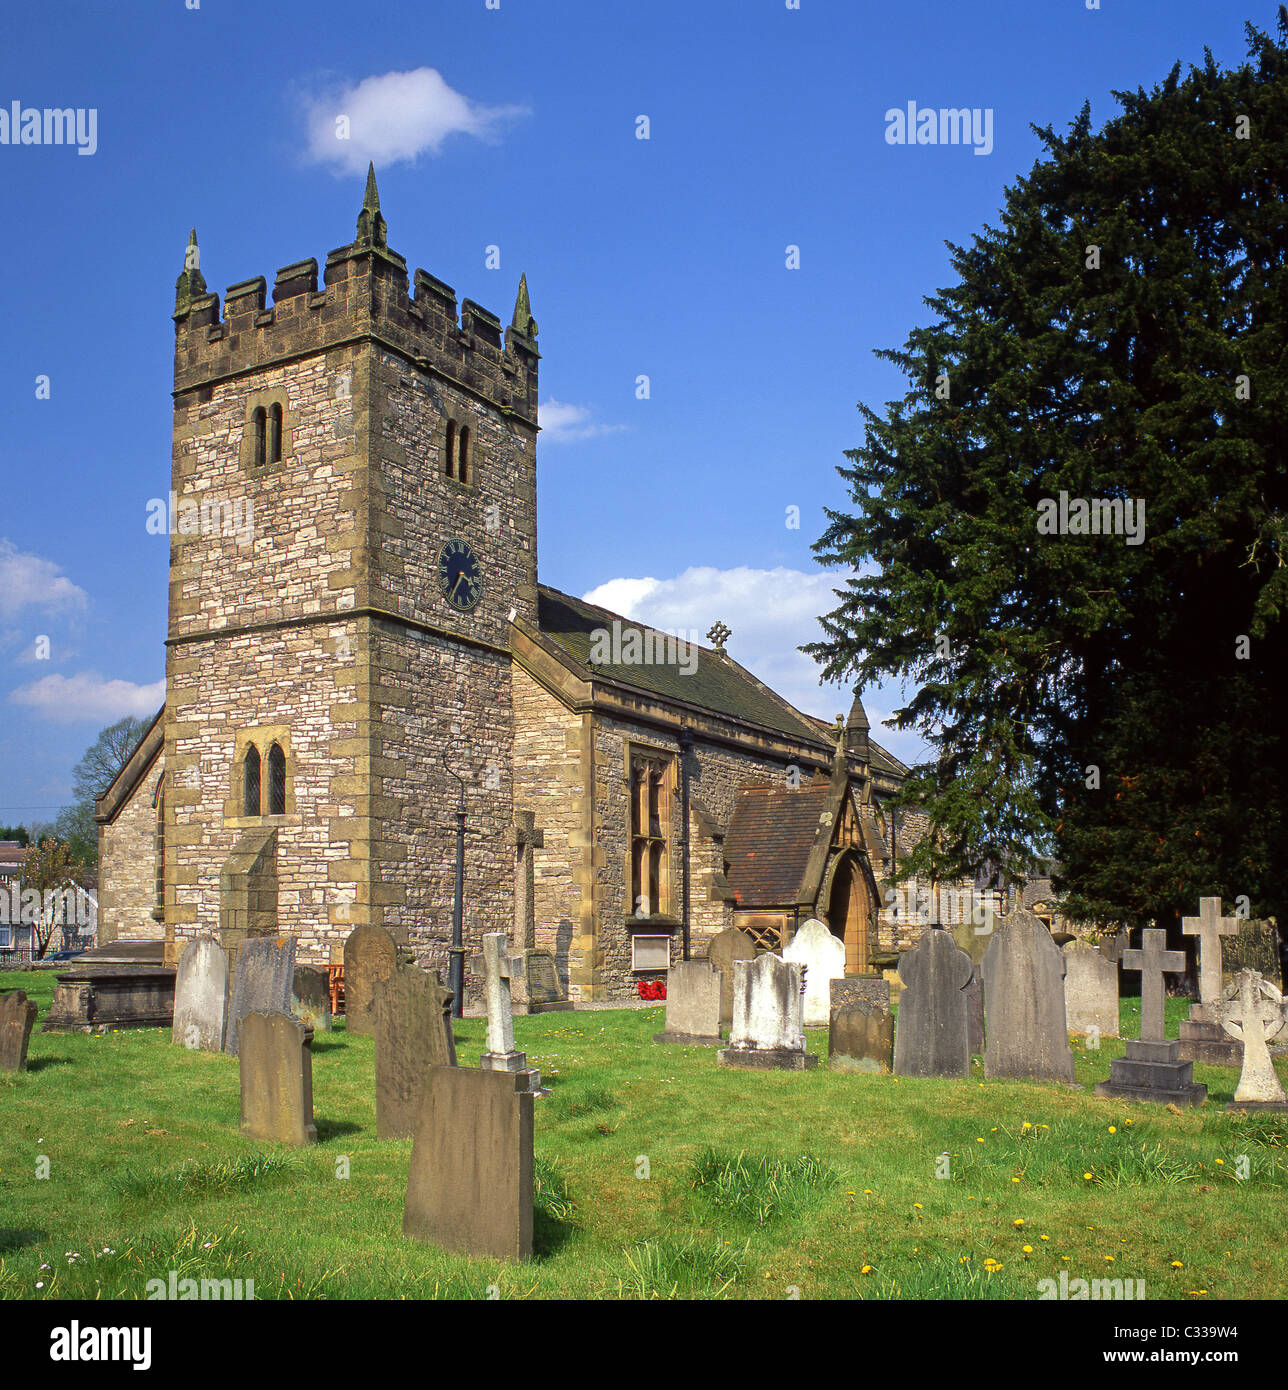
[443,747,467,1018]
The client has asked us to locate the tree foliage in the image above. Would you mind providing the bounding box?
[807,13,1288,931]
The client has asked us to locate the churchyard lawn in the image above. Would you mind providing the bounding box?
[2,969,1285,1301]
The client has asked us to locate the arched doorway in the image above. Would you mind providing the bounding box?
[826,852,873,974]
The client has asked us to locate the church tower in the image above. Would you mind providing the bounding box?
[163,168,539,973]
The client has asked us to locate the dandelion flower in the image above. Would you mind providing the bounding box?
[1022,1245,1033,1254]
[1171,1261,1184,1269]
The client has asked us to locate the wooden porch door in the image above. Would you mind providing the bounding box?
[828,854,871,974]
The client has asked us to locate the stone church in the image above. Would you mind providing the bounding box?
[95,169,941,1002]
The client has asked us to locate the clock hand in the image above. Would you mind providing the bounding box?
[449,573,465,600]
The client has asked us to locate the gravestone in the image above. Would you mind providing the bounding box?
[403,1066,534,1261]
[1095,928,1207,1107]
[893,928,973,1079]
[828,977,892,1072]
[238,1011,317,1146]
[342,923,398,1037]
[718,954,817,1070]
[42,968,174,1033]
[292,965,333,1032]
[0,990,39,1072]
[478,932,540,1091]
[171,935,229,1053]
[1222,919,1282,993]
[1214,970,1288,1111]
[510,811,573,1014]
[965,968,985,1055]
[706,927,756,1030]
[1178,898,1243,1066]
[225,935,297,1058]
[982,910,1077,1083]
[783,919,846,1028]
[373,966,457,1140]
[654,960,723,1045]
[1063,939,1120,1039]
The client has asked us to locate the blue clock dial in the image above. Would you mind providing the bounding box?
[438,538,484,612]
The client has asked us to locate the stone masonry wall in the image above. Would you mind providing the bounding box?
[98,758,164,943]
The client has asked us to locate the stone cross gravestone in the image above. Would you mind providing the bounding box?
[1178,898,1243,1067]
[828,976,893,1072]
[654,959,723,1045]
[238,1011,317,1146]
[706,927,756,1030]
[343,923,399,1037]
[373,966,457,1140]
[893,928,973,1079]
[1095,928,1206,1106]
[783,919,846,1028]
[225,935,297,1058]
[509,811,573,1014]
[1185,898,1240,1006]
[0,989,38,1072]
[1063,938,1120,1039]
[479,932,541,1091]
[1214,969,1288,1111]
[982,910,1077,1083]
[172,935,229,1053]
[718,954,817,1070]
[292,965,333,1032]
[403,1066,534,1261]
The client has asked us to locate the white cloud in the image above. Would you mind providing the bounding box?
[538,399,628,444]
[581,565,931,765]
[302,68,529,174]
[0,539,87,618]
[9,673,165,724]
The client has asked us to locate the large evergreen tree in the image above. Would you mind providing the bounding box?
[808,13,1288,932]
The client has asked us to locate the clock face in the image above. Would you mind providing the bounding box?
[438,538,484,612]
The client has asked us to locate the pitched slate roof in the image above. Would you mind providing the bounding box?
[722,780,835,908]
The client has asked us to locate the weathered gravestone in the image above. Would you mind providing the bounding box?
[1214,970,1288,1111]
[225,935,297,1058]
[292,965,333,1032]
[373,965,457,1140]
[239,1011,317,1146]
[403,1066,534,1261]
[1178,897,1243,1067]
[706,927,756,1031]
[0,990,39,1072]
[718,954,817,1070]
[965,969,985,1055]
[1222,919,1282,993]
[654,959,723,1045]
[1063,939,1120,1040]
[171,935,229,1053]
[829,976,893,1072]
[342,923,399,1037]
[783,919,846,1028]
[1095,928,1207,1107]
[893,928,973,1079]
[951,920,990,1053]
[982,910,1077,1084]
[478,932,541,1091]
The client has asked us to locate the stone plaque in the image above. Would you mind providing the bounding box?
[706,927,756,1030]
[342,923,398,1036]
[172,936,229,1053]
[404,1066,534,1261]
[225,935,296,1058]
[374,966,457,1140]
[0,990,39,1072]
[239,1011,317,1147]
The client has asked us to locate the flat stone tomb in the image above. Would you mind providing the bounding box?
[782,919,846,1029]
[654,959,723,1046]
[42,968,175,1034]
[893,928,972,1079]
[225,935,296,1058]
[1215,969,1288,1111]
[239,1011,317,1147]
[403,1066,534,1262]
[706,927,756,1031]
[479,932,541,1092]
[172,935,229,1052]
[373,966,457,1140]
[1063,938,1120,1040]
[342,923,398,1037]
[982,909,1077,1083]
[0,989,39,1072]
[1095,928,1207,1107]
[828,976,893,1073]
[717,954,817,1071]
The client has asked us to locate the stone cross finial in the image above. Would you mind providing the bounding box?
[1121,927,1187,1043]
[355,162,388,248]
[174,228,208,317]
[1182,896,1239,1007]
[514,810,545,953]
[1214,969,1288,1105]
[707,621,731,655]
[512,272,538,339]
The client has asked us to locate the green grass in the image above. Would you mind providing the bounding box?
[2,973,1284,1300]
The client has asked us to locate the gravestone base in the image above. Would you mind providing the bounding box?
[1227,1099,1288,1113]
[830,1054,884,1074]
[717,1046,818,1071]
[1177,1012,1243,1068]
[653,1030,723,1046]
[481,1051,542,1093]
[1094,1040,1207,1107]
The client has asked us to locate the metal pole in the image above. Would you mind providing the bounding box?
[679,726,693,960]
[443,748,467,1019]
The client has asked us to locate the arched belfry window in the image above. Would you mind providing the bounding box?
[243,745,261,817]
[251,407,267,468]
[458,424,471,485]
[267,403,283,465]
[445,419,458,480]
[268,742,287,815]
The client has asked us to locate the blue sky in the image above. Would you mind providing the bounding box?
[0,0,1267,827]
